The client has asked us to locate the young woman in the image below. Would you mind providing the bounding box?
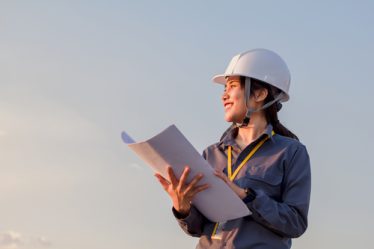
[155,49,311,249]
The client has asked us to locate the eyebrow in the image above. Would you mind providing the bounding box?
[226,80,239,86]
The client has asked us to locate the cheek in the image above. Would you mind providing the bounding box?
[233,90,246,107]
[231,91,247,118]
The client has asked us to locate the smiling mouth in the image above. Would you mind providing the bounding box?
[224,103,233,110]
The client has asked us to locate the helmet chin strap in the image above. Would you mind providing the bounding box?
[236,77,284,128]
[237,95,282,127]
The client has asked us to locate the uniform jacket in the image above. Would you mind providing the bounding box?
[173,124,311,249]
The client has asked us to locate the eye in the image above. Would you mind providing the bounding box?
[229,82,238,88]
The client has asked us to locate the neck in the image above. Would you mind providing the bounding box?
[236,114,268,148]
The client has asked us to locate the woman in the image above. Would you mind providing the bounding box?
[155,48,311,249]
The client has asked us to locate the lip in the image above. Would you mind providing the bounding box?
[224,102,233,110]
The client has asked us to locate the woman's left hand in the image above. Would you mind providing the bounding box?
[214,170,246,199]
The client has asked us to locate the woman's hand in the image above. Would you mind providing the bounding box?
[214,169,246,199]
[155,166,209,216]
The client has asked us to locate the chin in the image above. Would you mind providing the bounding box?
[224,115,237,123]
[223,114,232,122]
[224,113,243,123]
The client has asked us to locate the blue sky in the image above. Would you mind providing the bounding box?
[0,1,373,248]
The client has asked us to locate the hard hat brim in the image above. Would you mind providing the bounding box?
[212,74,231,85]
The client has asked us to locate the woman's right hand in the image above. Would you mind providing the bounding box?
[155,166,209,216]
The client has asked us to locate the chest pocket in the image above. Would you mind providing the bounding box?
[243,163,284,199]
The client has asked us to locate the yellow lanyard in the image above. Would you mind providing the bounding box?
[212,131,274,239]
[227,131,274,182]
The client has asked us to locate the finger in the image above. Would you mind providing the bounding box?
[219,170,230,181]
[214,171,224,179]
[214,171,228,182]
[189,184,210,197]
[167,166,179,187]
[155,173,170,185]
[154,174,170,191]
[178,166,190,190]
[184,173,204,194]
[214,169,225,177]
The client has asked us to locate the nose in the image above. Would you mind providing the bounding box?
[222,91,228,102]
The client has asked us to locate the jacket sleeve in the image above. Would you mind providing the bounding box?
[172,205,209,237]
[246,144,311,238]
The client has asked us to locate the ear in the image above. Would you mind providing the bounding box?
[254,88,268,102]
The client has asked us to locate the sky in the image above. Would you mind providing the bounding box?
[0,0,373,248]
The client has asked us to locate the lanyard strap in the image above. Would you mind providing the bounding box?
[211,131,275,239]
[227,131,275,182]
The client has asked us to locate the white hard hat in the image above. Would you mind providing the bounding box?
[212,48,291,102]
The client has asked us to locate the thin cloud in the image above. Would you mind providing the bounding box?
[35,236,51,247]
[0,231,23,249]
[0,231,51,249]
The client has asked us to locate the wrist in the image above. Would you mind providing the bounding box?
[172,206,190,219]
[239,188,247,199]
[174,203,191,216]
[243,188,257,202]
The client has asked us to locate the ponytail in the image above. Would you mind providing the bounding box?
[265,99,299,140]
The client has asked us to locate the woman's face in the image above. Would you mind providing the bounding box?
[221,76,247,123]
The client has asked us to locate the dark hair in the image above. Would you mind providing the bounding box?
[240,76,299,140]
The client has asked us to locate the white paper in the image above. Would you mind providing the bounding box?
[121,124,251,222]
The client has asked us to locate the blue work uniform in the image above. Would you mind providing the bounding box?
[172,124,311,249]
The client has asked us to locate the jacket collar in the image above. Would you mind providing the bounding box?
[218,123,275,150]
